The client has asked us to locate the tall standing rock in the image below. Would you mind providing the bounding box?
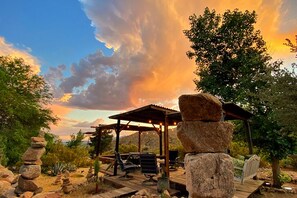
[15,136,46,196]
[177,93,235,198]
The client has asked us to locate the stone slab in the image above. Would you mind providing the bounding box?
[179,93,222,121]
[177,121,234,153]
[22,148,45,162]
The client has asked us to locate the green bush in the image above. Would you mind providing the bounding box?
[229,141,249,158]
[41,140,91,173]
[280,157,293,168]
[280,172,292,184]
[119,144,138,153]
[288,155,297,169]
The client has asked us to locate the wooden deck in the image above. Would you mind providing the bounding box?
[98,165,263,198]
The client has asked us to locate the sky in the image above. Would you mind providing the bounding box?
[0,0,296,140]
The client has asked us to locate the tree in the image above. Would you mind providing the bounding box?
[89,129,113,156]
[0,56,57,165]
[67,130,85,148]
[184,8,270,105]
[184,8,297,188]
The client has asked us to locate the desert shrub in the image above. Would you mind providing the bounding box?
[288,155,297,169]
[229,141,249,158]
[41,140,91,173]
[119,144,138,153]
[280,157,293,168]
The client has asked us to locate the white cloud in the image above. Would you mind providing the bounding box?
[0,37,40,73]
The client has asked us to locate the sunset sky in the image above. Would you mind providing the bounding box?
[0,0,296,140]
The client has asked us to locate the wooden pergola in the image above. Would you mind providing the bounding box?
[86,123,156,158]
[108,103,253,177]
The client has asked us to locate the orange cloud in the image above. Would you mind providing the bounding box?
[66,0,296,111]
[0,37,40,73]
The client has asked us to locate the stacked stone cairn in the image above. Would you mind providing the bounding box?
[86,165,94,182]
[61,171,73,194]
[52,172,62,185]
[177,93,235,198]
[15,137,46,195]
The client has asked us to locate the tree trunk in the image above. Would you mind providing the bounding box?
[271,157,282,188]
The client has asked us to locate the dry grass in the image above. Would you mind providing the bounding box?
[35,168,89,193]
[34,168,115,197]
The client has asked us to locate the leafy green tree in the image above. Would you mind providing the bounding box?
[184,8,270,105]
[66,130,85,148]
[0,56,57,165]
[89,129,113,156]
[184,8,296,188]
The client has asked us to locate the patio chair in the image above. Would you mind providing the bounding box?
[140,153,159,185]
[114,151,139,179]
[169,150,180,170]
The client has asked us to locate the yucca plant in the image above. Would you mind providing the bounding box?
[52,162,65,176]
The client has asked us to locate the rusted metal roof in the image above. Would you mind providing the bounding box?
[109,102,253,125]
[109,104,180,126]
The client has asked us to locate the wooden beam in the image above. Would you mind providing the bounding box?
[159,125,162,155]
[138,131,141,152]
[95,127,102,157]
[120,121,131,131]
[164,115,169,177]
[114,119,121,176]
[244,120,253,154]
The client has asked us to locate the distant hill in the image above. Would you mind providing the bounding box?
[112,128,183,153]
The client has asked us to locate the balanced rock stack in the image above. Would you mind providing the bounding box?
[15,137,46,195]
[177,93,235,198]
[62,173,73,194]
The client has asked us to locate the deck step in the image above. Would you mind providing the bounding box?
[91,186,137,198]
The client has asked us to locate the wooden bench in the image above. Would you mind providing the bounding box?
[233,155,260,184]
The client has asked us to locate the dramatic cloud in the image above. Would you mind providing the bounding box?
[0,37,40,73]
[52,0,296,112]
[73,118,104,128]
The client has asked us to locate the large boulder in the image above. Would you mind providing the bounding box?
[19,165,41,180]
[22,148,45,162]
[184,153,235,198]
[177,121,233,153]
[179,93,222,121]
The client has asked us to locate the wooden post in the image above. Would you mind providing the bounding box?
[244,120,253,154]
[164,115,169,177]
[95,127,102,157]
[159,125,163,155]
[138,131,141,152]
[114,119,121,176]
